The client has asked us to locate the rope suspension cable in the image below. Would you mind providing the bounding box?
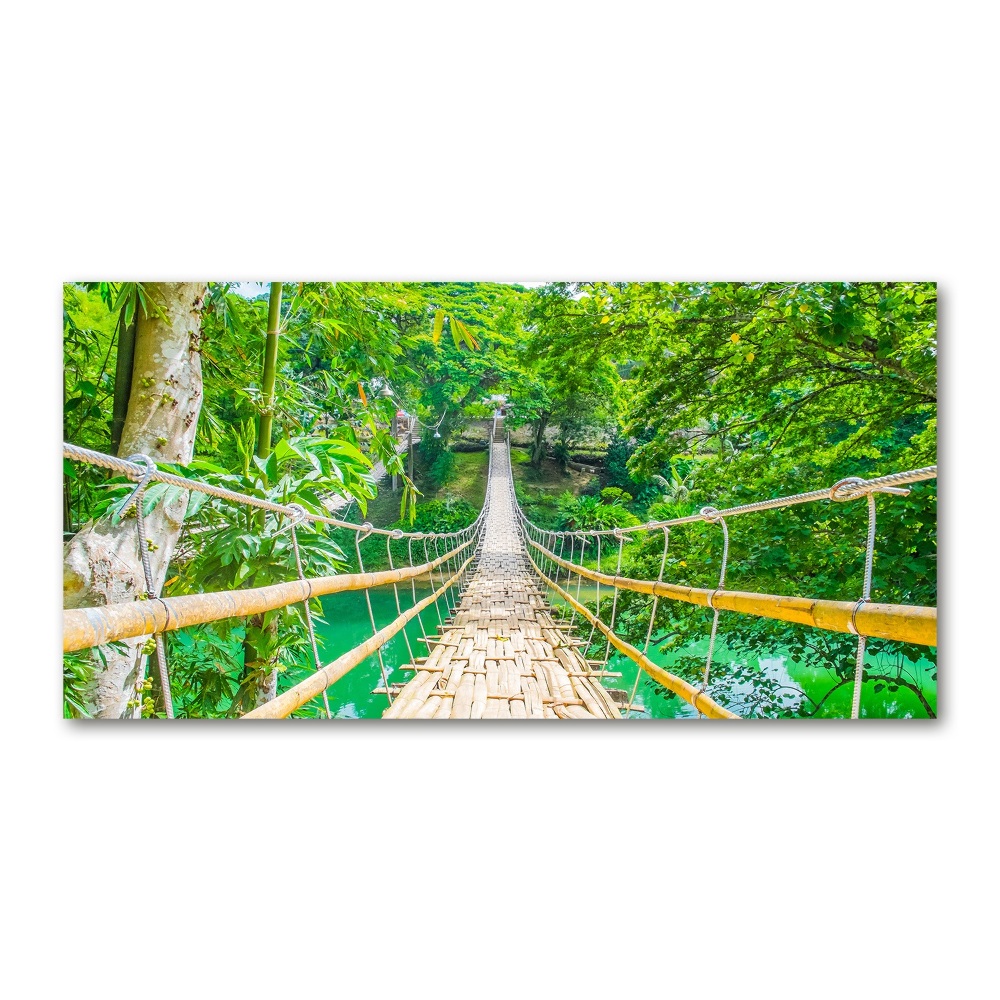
[517,465,936,538]
[62,442,471,540]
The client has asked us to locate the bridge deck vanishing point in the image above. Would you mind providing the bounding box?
[383,442,620,719]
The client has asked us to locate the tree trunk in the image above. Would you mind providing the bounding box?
[63,282,207,718]
[530,414,550,468]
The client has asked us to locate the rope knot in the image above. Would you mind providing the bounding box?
[829,477,867,502]
[700,505,721,523]
[285,503,309,527]
[829,476,911,502]
[390,528,404,540]
[122,453,157,514]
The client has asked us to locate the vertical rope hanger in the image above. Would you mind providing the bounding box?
[423,538,444,629]
[698,506,731,712]
[284,504,332,719]
[827,477,904,719]
[602,529,626,667]
[122,454,174,719]
[585,534,601,653]
[624,526,670,715]
[408,536,430,649]
[566,534,578,628]
[385,530,416,665]
[355,524,393,706]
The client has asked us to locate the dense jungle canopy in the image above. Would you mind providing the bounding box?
[63,280,937,719]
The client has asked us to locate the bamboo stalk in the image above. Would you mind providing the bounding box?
[255,282,282,460]
[63,537,474,652]
[526,536,936,647]
[242,557,473,719]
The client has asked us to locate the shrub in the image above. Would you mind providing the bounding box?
[397,497,478,534]
[427,450,455,489]
[551,440,571,471]
[600,486,633,506]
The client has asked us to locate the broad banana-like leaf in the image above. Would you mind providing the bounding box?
[431,309,445,344]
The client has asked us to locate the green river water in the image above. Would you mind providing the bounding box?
[310,583,936,719]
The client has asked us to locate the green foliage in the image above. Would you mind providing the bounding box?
[551,440,571,471]
[556,492,641,531]
[513,483,562,529]
[426,449,456,490]
[396,497,478,534]
[600,486,632,505]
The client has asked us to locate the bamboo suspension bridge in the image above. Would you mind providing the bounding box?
[62,430,937,720]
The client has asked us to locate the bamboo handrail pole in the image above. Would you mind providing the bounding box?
[63,538,474,652]
[524,550,738,720]
[241,557,474,719]
[523,535,936,647]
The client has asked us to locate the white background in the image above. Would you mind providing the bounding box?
[2,2,995,998]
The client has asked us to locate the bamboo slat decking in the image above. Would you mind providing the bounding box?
[383,443,620,719]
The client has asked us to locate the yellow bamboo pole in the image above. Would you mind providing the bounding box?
[526,536,936,647]
[63,538,474,652]
[524,550,738,719]
[241,557,474,719]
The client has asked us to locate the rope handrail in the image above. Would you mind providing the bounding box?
[63,441,487,541]
[62,537,477,652]
[517,465,937,538]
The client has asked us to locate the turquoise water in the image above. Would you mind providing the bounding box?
[302,582,935,719]
[548,585,936,719]
[309,584,438,718]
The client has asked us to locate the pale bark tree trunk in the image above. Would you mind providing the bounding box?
[64,283,207,718]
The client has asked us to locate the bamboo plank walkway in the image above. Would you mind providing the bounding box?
[383,442,621,719]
